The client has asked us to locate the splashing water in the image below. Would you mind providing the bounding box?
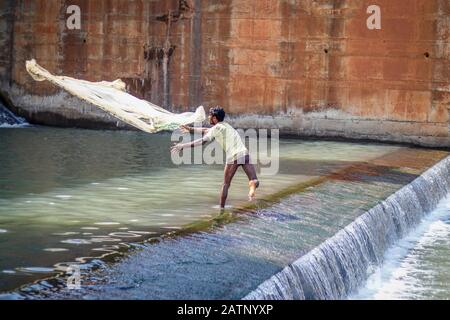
[351,194,450,300]
[245,157,450,300]
[0,101,28,128]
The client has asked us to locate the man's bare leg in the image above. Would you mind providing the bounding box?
[242,163,259,201]
[221,163,239,208]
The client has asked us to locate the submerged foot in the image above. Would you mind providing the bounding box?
[248,180,260,201]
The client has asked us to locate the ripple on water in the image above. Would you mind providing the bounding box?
[53,232,80,236]
[91,245,121,252]
[55,195,72,199]
[0,229,8,233]
[81,227,99,230]
[61,239,92,245]
[212,205,233,209]
[128,231,155,235]
[88,237,121,243]
[2,270,16,274]
[108,232,142,238]
[94,222,121,226]
[43,248,69,252]
[18,267,55,274]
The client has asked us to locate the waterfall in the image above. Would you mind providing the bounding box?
[244,156,450,300]
[0,100,27,126]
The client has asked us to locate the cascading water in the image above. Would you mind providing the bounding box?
[244,156,450,300]
[0,100,27,127]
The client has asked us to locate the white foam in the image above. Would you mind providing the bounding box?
[0,123,29,129]
[351,194,450,299]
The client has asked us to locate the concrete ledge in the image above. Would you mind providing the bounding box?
[2,83,449,147]
[228,113,450,148]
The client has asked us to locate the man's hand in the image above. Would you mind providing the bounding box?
[180,125,191,134]
[170,143,184,154]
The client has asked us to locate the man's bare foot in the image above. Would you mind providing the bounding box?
[248,180,260,201]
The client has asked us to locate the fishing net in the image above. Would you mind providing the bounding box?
[26,59,205,133]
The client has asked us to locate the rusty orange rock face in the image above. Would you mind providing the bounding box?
[0,0,449,146]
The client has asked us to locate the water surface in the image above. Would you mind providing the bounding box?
[0,126,401,292]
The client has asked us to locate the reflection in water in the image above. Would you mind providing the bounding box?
[0,127,402,292]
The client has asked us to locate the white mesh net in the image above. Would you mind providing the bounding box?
[26,59,205,133]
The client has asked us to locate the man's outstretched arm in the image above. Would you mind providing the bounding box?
[170,136,208,154]
[180,125,209,135]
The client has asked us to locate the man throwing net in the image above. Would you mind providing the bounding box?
[171,107,260,209]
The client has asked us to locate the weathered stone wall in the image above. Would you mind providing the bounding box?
[0,0,449,146]
[0,0,15,86]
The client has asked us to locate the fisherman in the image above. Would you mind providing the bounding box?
[171,107,260,209]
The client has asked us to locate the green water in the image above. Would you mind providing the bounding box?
[0,126,400,292]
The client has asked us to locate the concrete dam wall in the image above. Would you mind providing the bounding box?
[0,0,449,146]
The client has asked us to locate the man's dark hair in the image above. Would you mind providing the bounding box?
[209,107,225,122]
